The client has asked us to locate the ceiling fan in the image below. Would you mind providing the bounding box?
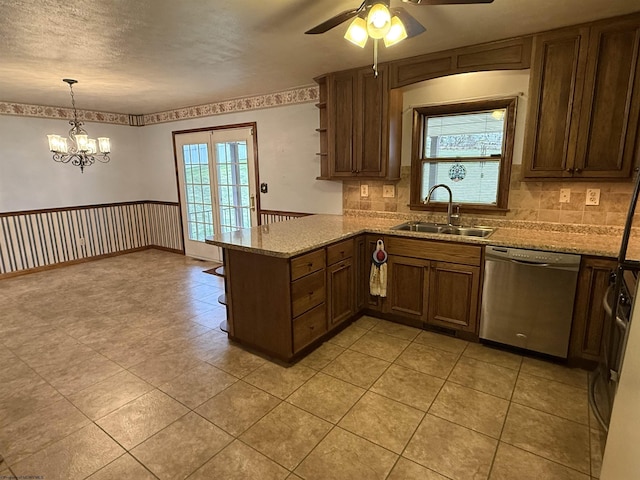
[305,0,495,39]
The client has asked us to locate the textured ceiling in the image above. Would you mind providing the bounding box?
[0,0,638,114]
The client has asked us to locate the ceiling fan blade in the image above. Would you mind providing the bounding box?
[402,0,494,5]
[392,7,426,38]
[305,9,360,34]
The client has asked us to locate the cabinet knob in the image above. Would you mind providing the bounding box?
[575,167,582,174]
[565,168,574,173]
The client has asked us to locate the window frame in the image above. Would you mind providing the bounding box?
[409,97,517,213]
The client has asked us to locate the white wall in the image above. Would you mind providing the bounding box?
[400,70,531,167]
[139,103,343,214]
[0,115,142,212]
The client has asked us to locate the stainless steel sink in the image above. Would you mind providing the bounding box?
[391,222,494,238]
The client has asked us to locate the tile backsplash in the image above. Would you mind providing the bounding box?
[343,165,636,227]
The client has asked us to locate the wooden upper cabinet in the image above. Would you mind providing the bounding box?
[324,65,401,180]
[574,18,640,178]
[523,16,640,179]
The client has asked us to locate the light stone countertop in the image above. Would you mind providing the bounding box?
[206,214,636,260]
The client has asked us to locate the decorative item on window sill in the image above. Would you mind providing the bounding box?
[47,79,111,173]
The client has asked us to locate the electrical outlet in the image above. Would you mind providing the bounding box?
[559,188,571,203]
[586,188,601,206]
[360,184,369,197]
[383,185,395,198]
[78,237,85,246]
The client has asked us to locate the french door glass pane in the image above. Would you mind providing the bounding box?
[215,140,252,233]
[183,143,214,242]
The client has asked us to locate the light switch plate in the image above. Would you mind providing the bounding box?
[360,184,369,197]
[586,188,601,206]
[383,185,395,198]
[559,188,571,203]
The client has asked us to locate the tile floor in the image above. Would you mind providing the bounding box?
[0,250,605,479]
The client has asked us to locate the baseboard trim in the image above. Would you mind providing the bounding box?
[0,246,183,280]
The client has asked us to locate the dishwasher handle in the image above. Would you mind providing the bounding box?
[509,258,550,267]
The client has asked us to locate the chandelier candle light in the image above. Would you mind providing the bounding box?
[47,79,111,173]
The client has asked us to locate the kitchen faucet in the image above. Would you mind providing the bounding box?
[424,184,459,226]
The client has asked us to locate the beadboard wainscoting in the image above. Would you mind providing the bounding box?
[0,201,182,276]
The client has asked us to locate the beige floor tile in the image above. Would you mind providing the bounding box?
[520,357,588,389]
[0,376,64,427]
[0,397,90,464]
[204,343,266,378]
[87,454,156,480]
[287,372,365,423]
[35,353,123,396]
[128,352,203,387]
[404,414,498,480]
[94,335,174,369]
[241,402,332,470]
[387,458,450,480]
[352,315,381,330]
[297,342,345,370]
[67,370,153,420]
[338,391,423,454]
[131,412,232,479]
[512,373,588,424]
[413,330,469,354]
[490,442,590,480]
[462,343,522,370]
[395,343,459,379]
[295,427,398,480]
[590,428,606,478]
[430,382,509,438]
[158,362,237,409]
[501,403,590,474]
[327,324,368,348]
[196,381,280,436]
[11,424,124,480]
[243,362,316,399]
[448,356,518,399]
[371,320,421,341]
[370,364,444,411]
[96,389,189,449]
[188,440,289,480]
[322,349,390,388]
[351,330,411,361]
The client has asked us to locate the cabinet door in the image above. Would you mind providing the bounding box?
[523,28,589,178]
[328,71,356,177]
[428,261,480,332]
[327,258,355,328]
[569,257,616,362]
[574,18,640,178]
[355,65,388,177]
[386,255,430,321]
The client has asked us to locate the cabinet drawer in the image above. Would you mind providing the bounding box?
[386,236,482,266]
[293,303,327,352]
[291,249,326,281]
[291,270,326,317]
[327,238,354,265]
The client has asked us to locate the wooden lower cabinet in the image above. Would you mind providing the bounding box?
[327,257,355,328]
[569,256,616,363]
[428,262,480,333]
[386,255,430,321]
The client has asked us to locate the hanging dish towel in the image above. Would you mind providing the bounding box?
[370,239,388,297]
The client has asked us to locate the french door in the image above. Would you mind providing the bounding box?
[175,125,258,262]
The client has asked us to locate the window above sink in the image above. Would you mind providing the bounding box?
[410,97,517,213]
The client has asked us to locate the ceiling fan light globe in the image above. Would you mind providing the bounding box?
[367,3,391,39]
[383,16,408,46]
[345,17,368,47]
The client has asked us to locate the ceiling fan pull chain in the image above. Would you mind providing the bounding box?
[373,38,379,77]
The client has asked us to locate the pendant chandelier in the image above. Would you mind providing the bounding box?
[47,79,111,173]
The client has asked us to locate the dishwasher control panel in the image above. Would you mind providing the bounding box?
[486,246,581,268]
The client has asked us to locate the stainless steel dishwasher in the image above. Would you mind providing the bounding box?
[480,245,581,358]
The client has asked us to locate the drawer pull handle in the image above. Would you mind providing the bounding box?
[308,291,314,296]
[307,262,313,267]
[310,325,315,330]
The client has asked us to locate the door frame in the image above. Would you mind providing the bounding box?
[171,122,262,256]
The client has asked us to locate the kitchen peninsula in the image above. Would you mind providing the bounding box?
[207,214,630,363]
